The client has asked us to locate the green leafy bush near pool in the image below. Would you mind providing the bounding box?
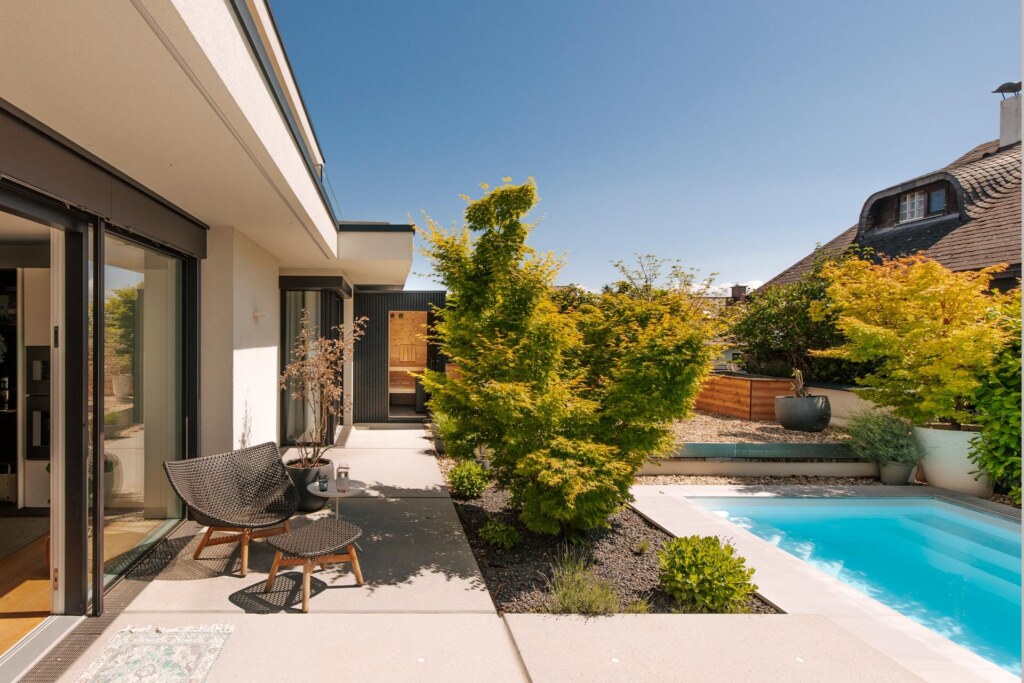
[448,460,490,500]
[658,535,757,613]
[971,289,1022,504]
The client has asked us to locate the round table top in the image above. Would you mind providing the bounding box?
[306,479,367,498]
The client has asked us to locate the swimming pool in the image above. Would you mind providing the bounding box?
[692,497,1022,674]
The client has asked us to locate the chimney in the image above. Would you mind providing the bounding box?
[730,284,748,302]
[999,94,1021,147]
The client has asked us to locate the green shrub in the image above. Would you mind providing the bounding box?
[635,539,651,556]
[448,460,489,500]
[420,180,718,535]
[478,517,521,549]
[621,596,652,614]
[815,255,1011,426]
[658,536,757,613]
[543,546,620,615]
[971,289,1022,503]
[729,252,867,384]
[844,411,921,466]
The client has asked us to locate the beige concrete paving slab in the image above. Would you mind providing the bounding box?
[630,485,1018,682]
[339,424,435,451]
[504,613,921,682]
[320,448,448,497]
[126,498,493,615]
[57,612,526,683]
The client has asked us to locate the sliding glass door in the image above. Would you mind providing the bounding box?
[98,233,184,586]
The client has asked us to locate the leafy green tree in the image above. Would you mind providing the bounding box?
[105,285,139,375]
[730,251,864,382]
[420,182,716,534]
[970,288,1021,502]
[814,255,1012,427]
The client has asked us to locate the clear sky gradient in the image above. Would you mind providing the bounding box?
[271,0,1020,291]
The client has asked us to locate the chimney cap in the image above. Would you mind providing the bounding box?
[993,81,1021,99]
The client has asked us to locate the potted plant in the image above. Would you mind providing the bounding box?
[774,369,831,432]
[844,411,921,484]
[280,311,365,512]
[429,410,451,454]
[813,255,1013,497]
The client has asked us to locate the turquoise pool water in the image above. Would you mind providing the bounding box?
[692,497,1022,674]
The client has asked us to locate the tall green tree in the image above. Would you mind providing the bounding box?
[420,181,717,534]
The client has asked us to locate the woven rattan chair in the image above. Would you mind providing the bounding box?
[164,442,299,577]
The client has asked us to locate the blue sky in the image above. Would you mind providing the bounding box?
[271,0,1020,291]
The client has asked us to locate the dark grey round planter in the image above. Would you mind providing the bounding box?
[285,458,333,512]
[879,462,914,485]
[774,395,831,432]
[434,437,446,455]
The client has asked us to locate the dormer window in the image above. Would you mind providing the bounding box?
[899,190,926,223]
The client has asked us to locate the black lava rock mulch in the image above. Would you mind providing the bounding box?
[453,486,780,615]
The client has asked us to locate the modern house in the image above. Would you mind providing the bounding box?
[0,0,437,668]
[763,93,1022,291]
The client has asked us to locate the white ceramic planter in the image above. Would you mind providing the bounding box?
[912,426,992,498]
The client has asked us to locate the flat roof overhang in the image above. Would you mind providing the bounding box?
[338,223,414,286]
[0,0,338,267]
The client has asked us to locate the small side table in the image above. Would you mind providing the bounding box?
[306,480,368,519]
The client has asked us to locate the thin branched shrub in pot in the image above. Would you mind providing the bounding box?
[280,310,366,510]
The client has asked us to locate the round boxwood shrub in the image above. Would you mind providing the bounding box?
[448,460,490,500]
[658,535,757,613]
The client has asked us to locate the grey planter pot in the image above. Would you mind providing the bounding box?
[775,395,831,432]
[434,437,446,455]
[285,458,333,512]
[879,462,914,485]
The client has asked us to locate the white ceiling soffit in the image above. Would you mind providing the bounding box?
[0,0,337,267]
[338,230,414,286]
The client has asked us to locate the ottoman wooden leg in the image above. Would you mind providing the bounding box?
[302,560,312,613]
[240,528,252,577]
[264,551,283,593]
[348,543,364,586]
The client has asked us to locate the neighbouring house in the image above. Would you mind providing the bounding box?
[0,0,439,665]
[763,93,1022,291]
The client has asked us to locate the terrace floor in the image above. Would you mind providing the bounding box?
[31,427,947,682]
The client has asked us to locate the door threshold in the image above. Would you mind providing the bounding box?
[0,615,83,683]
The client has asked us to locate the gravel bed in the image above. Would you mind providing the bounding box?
[439,455,778,615]
[673,410,848,444]
[636,474,884,486]
[990,493,1022,509]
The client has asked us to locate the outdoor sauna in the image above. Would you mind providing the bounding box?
[353,290,446,422]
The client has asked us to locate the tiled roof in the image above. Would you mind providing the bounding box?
[762,140,1022,289]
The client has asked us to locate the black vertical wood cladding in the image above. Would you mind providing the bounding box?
[353,291,445,423]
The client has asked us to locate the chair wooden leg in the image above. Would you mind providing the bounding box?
[240,528,252,577]
[302,560,312,613]
[264,551,283,593]
[193,527,215,560]
[348,544,364,586]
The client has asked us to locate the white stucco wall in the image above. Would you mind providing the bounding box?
[200,226,281,455]
[231,230,280,449]
[200,226,234,455]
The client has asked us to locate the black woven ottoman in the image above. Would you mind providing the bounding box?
[263,518,364,612]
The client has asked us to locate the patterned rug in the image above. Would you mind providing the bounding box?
[76,625,233,683]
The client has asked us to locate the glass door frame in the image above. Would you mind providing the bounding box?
[89,220,199,615]
[0,179,89,617]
